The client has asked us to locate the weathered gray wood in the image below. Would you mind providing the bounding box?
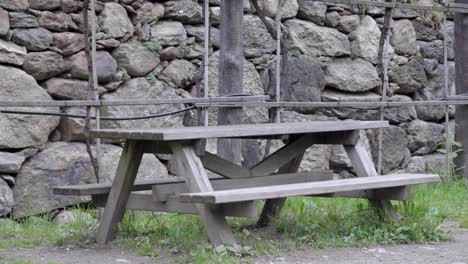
[93,192,258,218]
[217,0,244,164]
[455,0,468,179]
[96,140,144,243]
[153,171,333,202]
[177,174,440,204]
[201,152,250,178]
[91,121,389,141]
[315,186,410,200]
[257,152,304,227]
[170,141,237,246]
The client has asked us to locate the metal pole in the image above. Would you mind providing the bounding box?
[203,0,210,127]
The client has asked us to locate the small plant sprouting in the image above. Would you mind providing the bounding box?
[437,140,464,179]
[142,41,162,53]
[287,47,301,57]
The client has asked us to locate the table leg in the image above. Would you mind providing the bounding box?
[170,141,236,246]
[344,133,400,222]
[96,140,144,243]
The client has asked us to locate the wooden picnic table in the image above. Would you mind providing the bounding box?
[54,121,440,246]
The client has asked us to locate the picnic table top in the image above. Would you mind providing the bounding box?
[91,120,388,141]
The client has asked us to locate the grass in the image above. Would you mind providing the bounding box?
[0,180,466,263]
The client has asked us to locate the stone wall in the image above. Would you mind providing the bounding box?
[0,0,454,217]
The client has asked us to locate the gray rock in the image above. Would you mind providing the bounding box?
[12,27,53,51]
[53,210,96,225]
[99,2,134,39]
[0,0,29,11]
[159,46,184,61]
[134,2,164,25]
[164,0,203,24]
[319,89,416,124]
[337,15,360,33]
[267,55,325,113]
[9,12,39,28]
[391,19,418,56]
[325,58,381,92]
[39,11,77,32]
[0,152,25,174]
[297,0,327,25]
[102,78,185,129]
[419,40,445,63]
[243,15,276,58]
[150,21,187,46]
[389,57,427,94]
[349,15,381,64]
[43,78,106,100]
[325,11,340,27]
[204,51,268,125]
[67,51,117,83]
[30,0,61,10]
[58,107,95,141]
[424,153,445,175]
[412,18,438,42]
[0,39,27,66]
[257,0,299,20]
[61,0,81,13]
[0,174,15,186]
[368,125,408,174]
[184,25,220,47]
[285,19,350,57]
[405,120,444,155]
[23,51,72,81]
[405,156,426,173]
[53,32,85,56]
[12,142,169,217]
[0,8,8,36]
[423,58,439,77]
[0,178,13,215]
[414,88,445,122]
[0,65,59,149]
[112,43,159,77]
[96,38,120,49]
[160,59,197,89]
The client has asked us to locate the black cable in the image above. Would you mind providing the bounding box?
[0,106,196,121]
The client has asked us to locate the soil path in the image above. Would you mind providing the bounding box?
[1,228,466,264]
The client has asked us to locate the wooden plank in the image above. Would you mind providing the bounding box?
[201,152,250,179]
[177,174,440,204]
[92,193,258,218]
[153,171,333,202]
[96,140,144,243]
[312,186,410,200]
[170,142,237,246]
[91,121,389,141]
[142,141,173,154]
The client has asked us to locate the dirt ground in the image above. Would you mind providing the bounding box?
[1,226,467,264]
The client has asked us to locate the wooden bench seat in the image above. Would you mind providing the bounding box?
[177,174,441,204]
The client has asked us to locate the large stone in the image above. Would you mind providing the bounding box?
[23,51,72,81]
[204,51,268,125]
[30,0,61,10]
[319,89,416,124]
[0,0,29,11]
[134,2,164,25]
[405,156,427,173]
[0,65,59,149]
[267,55,325,113]
[325,58,381,92]
[160,59,197,89]
[0,152,25,174]
[257,0,299,19]
[367,125,408,174]
[43,78,106,100]
[243,15,276,58]
[52,32,85,56]
[0,39,27,66]
[12,142,169,217]
[12,27,53,51]
[285,19,350,57]
[9,12,39,28]
[297,0,327,25]
[164,0,203,24]
[0,8,8,36]
[184,25,220,48]
[102,78,185,129]
[389,57,427,94]
[349,15,381,64]
[424,153,445,175]
[99,2,134,39]
[39,11,77,32]
[58,107,95,141]
[405,120,444,155]
[111,43,159,77]
[61,0,81,13]
[150,21,187,46]
[67,51,117,83]
[419,40,446,63]
[53,210,96,225]
[391,19,418,56]
[0,178,13,215]
[412,18,438,42]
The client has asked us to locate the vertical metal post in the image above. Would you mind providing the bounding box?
[443,1,452,179]
[91,0,101,181]
[204,0,210,127]
[274,0,283,123]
